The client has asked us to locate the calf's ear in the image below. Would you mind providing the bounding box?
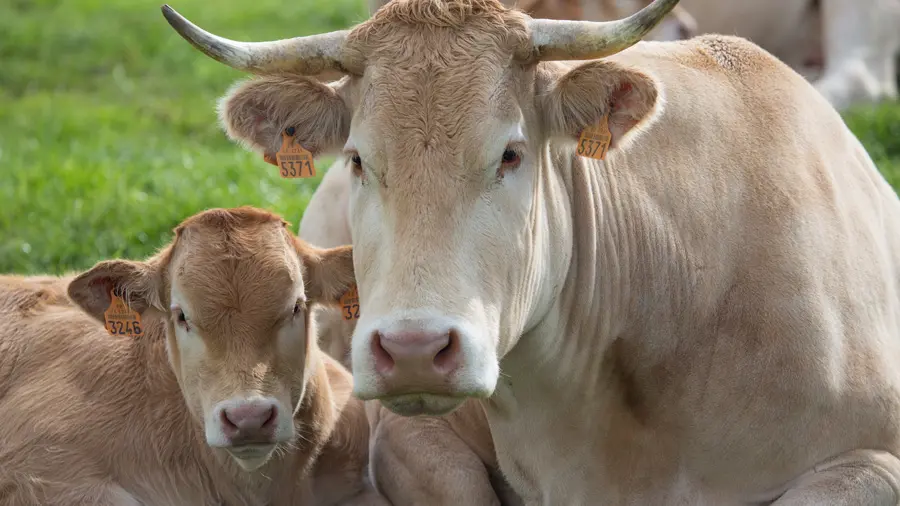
[218,75,350,161]
[541,60,660,153]
[296,241,355,307]
[68,259,162,324]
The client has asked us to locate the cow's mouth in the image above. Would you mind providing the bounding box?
[379,393,468,416]
[226,443,276,471]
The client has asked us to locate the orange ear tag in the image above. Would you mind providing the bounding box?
[276,128,316,179]
[104,290,144,337]
[339,284,360,321]
[576,113,612,160]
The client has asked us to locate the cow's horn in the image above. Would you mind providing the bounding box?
[161,5,352,75]
[528,0,680,61]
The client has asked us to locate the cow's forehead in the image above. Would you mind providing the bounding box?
[170,224,301,328]
[350,58,528,187]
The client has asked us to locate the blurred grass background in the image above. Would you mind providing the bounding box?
[1,0,899,274]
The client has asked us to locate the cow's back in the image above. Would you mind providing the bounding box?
[0,275,77,397]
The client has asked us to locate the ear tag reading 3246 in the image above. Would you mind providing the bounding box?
[576,113,612,160]
[340,284,360,321]
[276,127,316,179]
[104,290,144,337]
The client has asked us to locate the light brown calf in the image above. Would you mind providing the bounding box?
[0,207,388,506]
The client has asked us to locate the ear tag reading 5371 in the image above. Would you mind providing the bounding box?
[340,284,360,321]
[104,290,144,337]
[276,127,316,179]
[576,113,612,160]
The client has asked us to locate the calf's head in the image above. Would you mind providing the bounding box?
[68,207,354,470]
[163,0,671,415]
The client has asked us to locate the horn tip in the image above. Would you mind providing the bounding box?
[160,4,180,26]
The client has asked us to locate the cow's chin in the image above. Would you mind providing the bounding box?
[226,444,276,471]
[379,393,467,416]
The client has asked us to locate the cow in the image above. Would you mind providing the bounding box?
[607,0,900,111]
[298,166,522,505]
[164,0,900,503]
[0,206,389,506]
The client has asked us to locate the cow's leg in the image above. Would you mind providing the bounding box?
[367,404,502,506]
[814,0,900,111]
[772,450,900,505]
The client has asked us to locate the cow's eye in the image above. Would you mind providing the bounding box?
[173,306,190,331]
[499,147,521,178]
[293,299,305,316]
[350,153,363,177]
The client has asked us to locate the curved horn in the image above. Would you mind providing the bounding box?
[161,4,352,75]
[528,0,680,61]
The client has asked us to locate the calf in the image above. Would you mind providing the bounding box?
[0,206,387,506]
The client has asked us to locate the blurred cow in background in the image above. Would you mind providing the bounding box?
[592,0,900,111]
[373,0,900,111]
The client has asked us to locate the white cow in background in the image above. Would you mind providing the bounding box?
[368,0,899,111]
[599,0,900,111]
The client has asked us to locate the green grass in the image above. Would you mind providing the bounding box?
[0,0,367,274]
[1,0,899,274]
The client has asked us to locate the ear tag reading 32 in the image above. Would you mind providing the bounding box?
[340,284,360,321]
[276,127,316,179]
[576,113,612,160]
[104,290,144,337]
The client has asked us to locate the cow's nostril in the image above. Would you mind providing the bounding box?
[372,331,395,374]
[220,408,237,432]
[261,405,277,429]
[433,328,460,372]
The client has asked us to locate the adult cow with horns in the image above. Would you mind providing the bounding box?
[164,0,900,503]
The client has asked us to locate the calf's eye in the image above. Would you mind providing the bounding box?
[293,299,305,316]
[173,307,190,331]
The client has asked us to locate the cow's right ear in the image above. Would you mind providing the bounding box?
[540,60,661,154]
[68,259,162,324]
[217,75,350,161]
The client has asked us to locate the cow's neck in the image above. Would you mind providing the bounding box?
[496,149,664,397]
[506,147,640,389]
[122,316,340,504]
[487,143,697,499]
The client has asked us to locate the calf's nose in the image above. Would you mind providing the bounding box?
[219,400,277,442]
[372,328,460,377]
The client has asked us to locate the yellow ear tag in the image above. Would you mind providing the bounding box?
[276,128,316,179]
[104,290,144,337]
[576,113,612,160]
[339,284,360,321]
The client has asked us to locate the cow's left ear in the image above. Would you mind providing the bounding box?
[541,60,660,152]
[296,241,355,307]
[68,259,164,325]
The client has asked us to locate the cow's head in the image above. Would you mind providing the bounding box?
[163,0,671,415]
[68,207,355,469]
